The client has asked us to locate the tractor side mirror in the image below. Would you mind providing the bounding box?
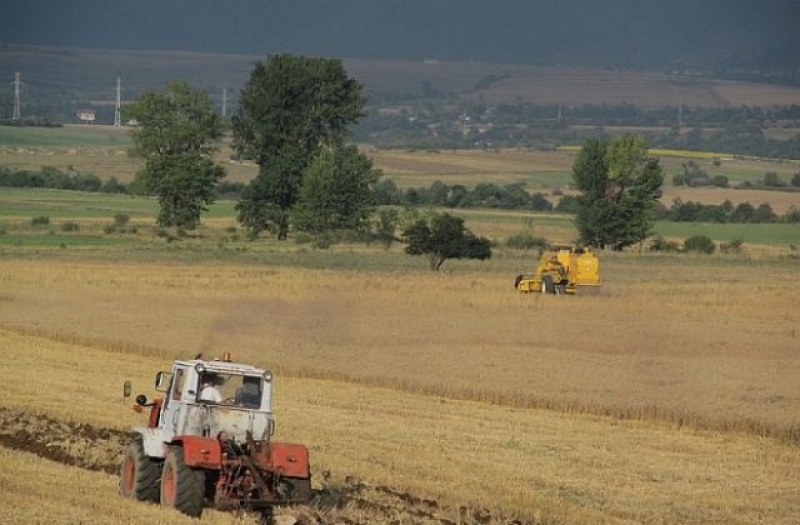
[135,394,148,406]
[123,380,132,399]
[154,371,172,392]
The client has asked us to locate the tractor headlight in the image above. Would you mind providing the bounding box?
[263,370,273,383]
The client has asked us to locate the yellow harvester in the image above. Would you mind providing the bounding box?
[514,245,601,295]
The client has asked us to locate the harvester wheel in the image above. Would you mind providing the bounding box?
[541,275,555,294]
[160,447,206,518]
[514,274,524,289]
[119,436,160,503]
[556,283,566,295]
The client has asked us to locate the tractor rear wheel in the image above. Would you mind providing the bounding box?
[541,275,555,294]
[257,508,275,525]
[119,436,160,503]
[160,447,206,518]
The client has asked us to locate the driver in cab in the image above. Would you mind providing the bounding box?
[198,373,223,403]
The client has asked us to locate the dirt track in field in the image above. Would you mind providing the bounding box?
[0,407,532,525]
[0,407,131,474]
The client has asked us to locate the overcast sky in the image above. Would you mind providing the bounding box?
[1,1,798,67]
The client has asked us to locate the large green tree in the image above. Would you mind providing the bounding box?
[292,145,380,234]
[125,80,224,229]
[403,212,492,271]
[572,136,663,250]
[232,54,366,239]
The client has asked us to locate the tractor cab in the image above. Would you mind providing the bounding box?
[130,354,275,458]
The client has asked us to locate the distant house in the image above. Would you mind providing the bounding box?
[77,110,96,123]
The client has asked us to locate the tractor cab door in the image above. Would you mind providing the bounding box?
[159,364,188,442]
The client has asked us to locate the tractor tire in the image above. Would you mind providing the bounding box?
[513,274,524,289]
[556,283,567,295]
[119,436,161,503]
[257,508,275,525]
[160,447,206,518]
[541,275,555,294]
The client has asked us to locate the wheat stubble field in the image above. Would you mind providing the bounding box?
[1,247,799,524]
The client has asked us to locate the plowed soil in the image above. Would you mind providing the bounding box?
[0,406,528,525]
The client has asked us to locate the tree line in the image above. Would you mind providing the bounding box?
[6,162,797,228]
[373,179,556,211]
[486,103,800,128]
[657,199,800,224]
[672,161,800,190]
[0,166,127,193]
[355,103,800,160]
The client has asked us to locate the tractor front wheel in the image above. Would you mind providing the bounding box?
[119,436,160,503]
[541,275,555,294]
[160,447,206,518]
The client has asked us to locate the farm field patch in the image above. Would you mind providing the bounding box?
[2,252,798,442]
[2,328,799,524]
[3,124,799,213]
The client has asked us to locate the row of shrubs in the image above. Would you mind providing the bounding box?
[651,235,743,255]
[0,166,127,194]
[657,199,800,224]
[9,215,769,259]
[0,167,246,200]
[373,178,558,211]
[672,161,800,190]
[506,231,741,255]
[5,168,798,227]
[27,214,137,234]
[372,178,800,223]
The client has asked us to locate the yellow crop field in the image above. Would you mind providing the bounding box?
[2,253,798,440]
[2,323,800,525]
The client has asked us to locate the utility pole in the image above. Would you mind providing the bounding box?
[222,88,227,118]
[12,72,21,121]
[678,97,683,131]
[114,76,122,127]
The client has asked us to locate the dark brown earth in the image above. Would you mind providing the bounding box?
[0,407,534,525]
[0,407,131,474]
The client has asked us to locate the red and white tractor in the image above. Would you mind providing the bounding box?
[119,354,311,522]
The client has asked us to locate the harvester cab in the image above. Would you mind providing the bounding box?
[514,245,601,295]
[120,354,311,521]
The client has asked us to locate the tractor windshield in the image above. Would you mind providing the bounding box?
[197,372,263,409]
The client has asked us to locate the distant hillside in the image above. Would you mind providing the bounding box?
[2,0,799,76]
[2,46,800,125]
